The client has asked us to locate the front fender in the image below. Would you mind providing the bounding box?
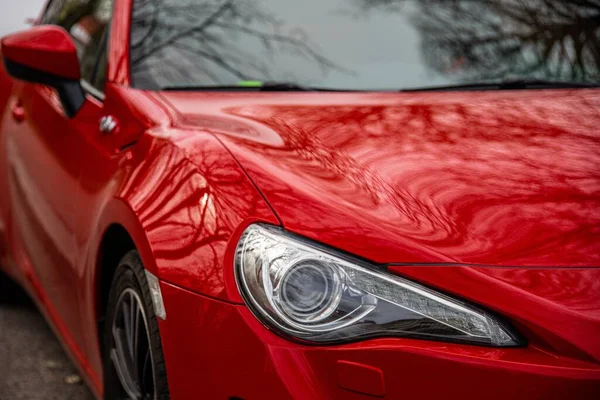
[86,130,279,306]
[78,130,279,380]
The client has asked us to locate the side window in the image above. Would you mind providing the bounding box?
[41,0,114,91]
[90,30,109,93]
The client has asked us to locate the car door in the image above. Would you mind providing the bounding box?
[4,0,113,349]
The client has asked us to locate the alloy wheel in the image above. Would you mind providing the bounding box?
[110,288,157,400]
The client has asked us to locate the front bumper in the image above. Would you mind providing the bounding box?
[158,281,600,400]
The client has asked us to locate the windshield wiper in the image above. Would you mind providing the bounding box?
[401,79,600,92]
[160,79,599,92]
[160,81,348,92]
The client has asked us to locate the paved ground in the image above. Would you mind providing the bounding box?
[0,285,94,400]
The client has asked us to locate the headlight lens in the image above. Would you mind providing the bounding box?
[235,224,521,347]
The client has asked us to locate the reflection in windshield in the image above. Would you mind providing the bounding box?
[369,0,600,84]
[129,0,349,89]
[130,0,600,90]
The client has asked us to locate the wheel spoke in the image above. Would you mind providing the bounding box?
[129,294,136,357]
[111,288,155,399]
[110,336,142,399]
[133,300,141,381]
[123,294,135,362]
[141,345,153,393]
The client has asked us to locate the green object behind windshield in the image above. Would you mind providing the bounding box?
[237,81,264,88]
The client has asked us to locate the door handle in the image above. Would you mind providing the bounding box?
[11,101,25,123]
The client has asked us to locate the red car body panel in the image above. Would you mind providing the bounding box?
[159,89,600,268]
[159,281,600,400]
[392,266,600,363]
[0,1,599,399]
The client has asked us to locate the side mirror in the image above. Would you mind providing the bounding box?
[1,25,85,117]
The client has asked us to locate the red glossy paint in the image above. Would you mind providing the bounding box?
[336,361,386,397]
[1,25,80,80]
[0,1,598,399]
[159,281,600,400]
[160,89,600,268]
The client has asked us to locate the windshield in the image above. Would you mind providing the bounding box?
[130,0,600,91]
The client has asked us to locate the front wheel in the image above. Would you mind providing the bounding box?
[103,250,170,400]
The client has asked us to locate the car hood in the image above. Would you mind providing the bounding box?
[159,89,600,267]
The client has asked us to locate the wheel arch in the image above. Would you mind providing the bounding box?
[90,198,158,359]
[95,223,134,345]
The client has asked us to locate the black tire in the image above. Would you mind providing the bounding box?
[103,250,170,400]
[0,269,25,303]
[0,269,12,302]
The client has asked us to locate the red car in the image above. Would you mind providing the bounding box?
[1,0,599,399]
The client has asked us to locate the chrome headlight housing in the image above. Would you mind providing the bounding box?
[235,224,521,347]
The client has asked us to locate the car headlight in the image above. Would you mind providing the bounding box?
[235,224,522,347]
